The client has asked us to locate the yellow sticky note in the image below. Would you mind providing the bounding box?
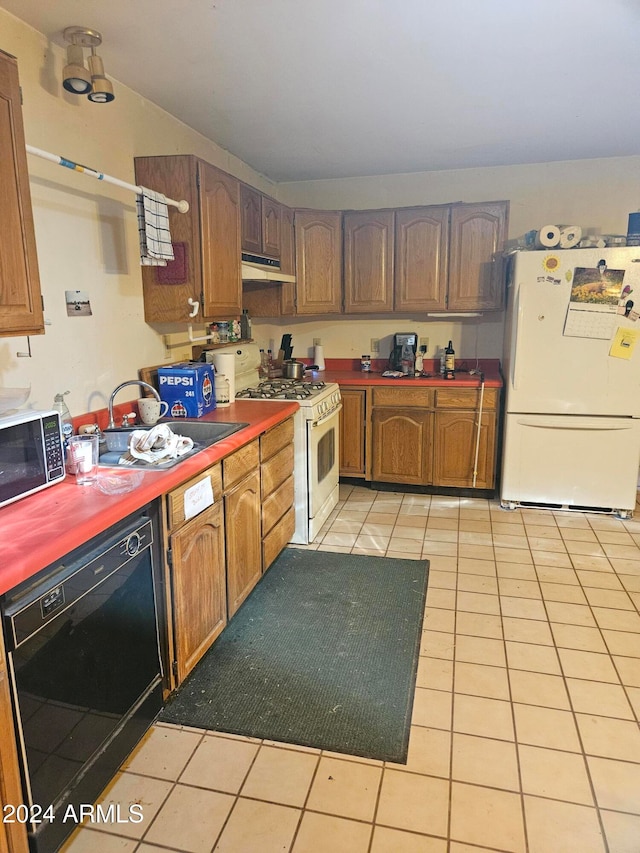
[610,327,640,359]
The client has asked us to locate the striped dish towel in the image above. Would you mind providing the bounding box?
[136,187,175,266]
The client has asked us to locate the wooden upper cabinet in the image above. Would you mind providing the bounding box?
[240,184,281,259]
[198,161,242,317]
[280,205,296,314]
[0,50,44,338]
[395,206,449,312]
[448,201,508,311]
[134,155,241,322]
[240,184,262,254]
[343,210,394,313]
[262,197,281,258]
[294,210,343,314]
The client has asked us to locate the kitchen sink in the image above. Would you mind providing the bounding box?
[99,420,249,469]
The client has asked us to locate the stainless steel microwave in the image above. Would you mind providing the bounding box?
[0,410,66,509]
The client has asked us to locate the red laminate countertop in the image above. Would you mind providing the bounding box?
[313,358,503,388]
[0,400,298,596]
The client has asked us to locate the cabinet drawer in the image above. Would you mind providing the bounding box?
[261,417,294,462]
[435,387,499,410]
[261,443,294,498]
[223,440,259,491]
[372,386,433,408]
[166,464,222,531]
[263,505,295,571]
[262,474,295,536]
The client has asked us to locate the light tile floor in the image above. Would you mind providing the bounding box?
[62,485,640,852]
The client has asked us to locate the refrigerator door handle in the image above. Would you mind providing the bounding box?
[516,415,636,430]
[512,284,522,391]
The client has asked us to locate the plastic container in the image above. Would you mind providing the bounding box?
[53,391,73,450]
[361,354,371,372]
[400,342,414,376]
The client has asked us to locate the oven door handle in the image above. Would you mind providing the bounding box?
[312,403,342,427]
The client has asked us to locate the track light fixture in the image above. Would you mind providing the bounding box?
[62,27,115,103]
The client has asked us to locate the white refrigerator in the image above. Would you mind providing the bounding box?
[501,247,640,518]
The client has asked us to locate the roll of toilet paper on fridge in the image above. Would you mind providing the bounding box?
[210,352,236,400]
[534,225,561,248]
[558,225,582,249]
[314,344,325,370]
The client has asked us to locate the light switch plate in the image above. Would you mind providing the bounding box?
[420,337,429,351]
[313,338,322,346]
[371,338,380,354]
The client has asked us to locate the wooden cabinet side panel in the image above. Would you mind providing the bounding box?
[371,409,432,485]
[280,205,296,314]
[199,162,242,317]
[294,211,342,314]
[343,211,394,313]
[339,389,366,476]
[170,502,227,684]
[225,470,262,616]
[0,52,43,337]
[448,202,509,311]
[432,410,497,488]
[394,206,449,312]
[0,634,30,853]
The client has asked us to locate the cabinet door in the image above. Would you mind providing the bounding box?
[0,637,29,853]
[240,184,262,254]
[340,389,366,476]
[448,201,508,311]
[262,197,281,259]
[225,469,262,616]
[432,410,497,488]
[134,155,201,324]
[371,408,432,485]
[294,210,343,314]
[343,210,394,313]
[199,161,242,317]
[395,206,449,312]
[0,51,43,338]
[170,501,227,684]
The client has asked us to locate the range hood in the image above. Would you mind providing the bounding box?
[241,252,296,284]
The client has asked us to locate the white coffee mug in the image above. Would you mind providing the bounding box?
[138,397,169,425]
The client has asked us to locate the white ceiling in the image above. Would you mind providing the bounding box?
[3,0,640,183]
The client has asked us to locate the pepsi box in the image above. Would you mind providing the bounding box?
[157,362,216,418]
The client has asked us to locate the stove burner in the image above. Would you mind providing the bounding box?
[236,378,328,401]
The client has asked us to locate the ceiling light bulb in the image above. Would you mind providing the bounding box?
[87,53,115,103]
[62,44,92,94]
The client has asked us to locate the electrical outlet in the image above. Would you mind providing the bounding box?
[371,338,380,354]
[419,337,429,352]
[313,338,322,346]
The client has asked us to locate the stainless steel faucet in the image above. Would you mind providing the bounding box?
[107,380,161,429]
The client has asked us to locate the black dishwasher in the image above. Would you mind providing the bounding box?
[2,505,163,853]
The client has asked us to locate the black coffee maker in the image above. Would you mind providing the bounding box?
[389,332,418,370]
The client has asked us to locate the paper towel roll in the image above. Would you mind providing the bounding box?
[535,225,561,248]
[558,225,582,249]
[314,344,325,371]
[210,352,236,400]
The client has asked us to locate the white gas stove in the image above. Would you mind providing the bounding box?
[206,344,342,544]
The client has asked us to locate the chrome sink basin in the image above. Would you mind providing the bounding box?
[99,420,249,469]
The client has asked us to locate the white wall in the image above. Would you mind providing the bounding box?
[0,9,274,417]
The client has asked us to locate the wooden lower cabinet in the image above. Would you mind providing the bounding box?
[0,637,29,853]
[371,408,432,485]
[432,410,496,488]
[169,501,226,685]
[225,468,262,616]
[339,388,366,477]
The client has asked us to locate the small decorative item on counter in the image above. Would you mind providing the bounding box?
[229,318,241,342]
[361,354,371,372]
[415,345,426,376]
[217,321,229,343]
[209,324,220,343]
[259,348,269,378]
[444,340,456,380]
